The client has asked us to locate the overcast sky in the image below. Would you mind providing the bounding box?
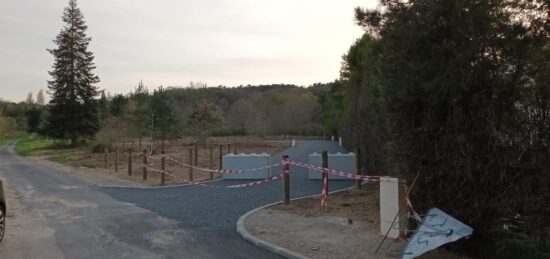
[0,0,376,102]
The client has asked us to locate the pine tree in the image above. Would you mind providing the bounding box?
[46,0,100,145]
[25,92,34,105]
[36,89,45,106]
[98,90,108,121]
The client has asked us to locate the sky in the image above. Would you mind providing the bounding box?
[0,0,377,102]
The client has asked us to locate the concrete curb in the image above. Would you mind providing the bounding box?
[237,184,362,259]
[237,200,310,259]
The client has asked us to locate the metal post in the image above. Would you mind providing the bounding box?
[355,148,362,189]
[142,149,148,180]
[188,148,194,182]
[283,155,290,205]
[322,151,329,197]
[161,151,165,186]
[128,149,132,176]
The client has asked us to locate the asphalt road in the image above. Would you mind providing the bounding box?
[0,140,353,258]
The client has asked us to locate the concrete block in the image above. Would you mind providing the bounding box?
[380,177,405,239]
[307,152,356,180]
[222,153,271,179]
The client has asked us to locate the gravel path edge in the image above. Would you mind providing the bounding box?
[237,199,312,259]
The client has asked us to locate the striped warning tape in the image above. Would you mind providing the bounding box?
[406,196,423,224]
[320,169,328,209]
[142,164,283,189]
[196,174,284,189]
[145,155,280,174]
[287,160,382,181]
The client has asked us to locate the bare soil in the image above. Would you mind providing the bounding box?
[245,183,469,259]
[32,137,290,187]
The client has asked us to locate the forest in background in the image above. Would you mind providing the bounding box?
[0,81,339,146]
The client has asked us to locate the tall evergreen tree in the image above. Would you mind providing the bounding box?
[36,89,45,106]
[46,0,100,145]
[25,92,34,105]
[98,90,108,121]
[110,94,126,117]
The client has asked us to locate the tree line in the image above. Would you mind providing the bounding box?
[93,81,329,147]
[330,0,550,257]
[0,90,46,137]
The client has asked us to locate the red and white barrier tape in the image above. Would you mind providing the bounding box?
[146,155,163,161]
[189,174,283,189]
[320,170,328,208]
[406,197,422,224]
[288,160,382,181]
[142,164,283,189]
[146,155,280,175]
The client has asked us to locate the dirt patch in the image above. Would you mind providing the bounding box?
[244,183,469,259]
[28,156,146,187]
[145,229,194,249]
[271,185,381,233]
[0,172,65,259]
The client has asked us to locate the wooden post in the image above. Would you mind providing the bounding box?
[209,146,214,180]
[355,148,362,189]
[188,148,194,182]
[322,151,329,197]
[227,143,231,154]
[161,151,165,186]
[142,149,148,180]
[104,147,108,169]
[219,145,223,169]
[128,149,132,176]
[233,145,237,154]
[122,136,125,151]
[139,135,142,153]
[283,155,290,205]
[115,148,119,172]
[194,144,198,168]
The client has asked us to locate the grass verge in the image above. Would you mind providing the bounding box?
[14,134,78,166]
[15,134,56,156]
[0,132,28,147]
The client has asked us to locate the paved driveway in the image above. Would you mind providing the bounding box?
[0,140,353,258]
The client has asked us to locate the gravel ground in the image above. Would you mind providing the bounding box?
[0,171,65,259]
[244,186,406,259]
[246,209,405,259]
[98,140,355,257]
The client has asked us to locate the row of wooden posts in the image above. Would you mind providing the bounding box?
[102,143,240,185]
[103,146,365,205]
